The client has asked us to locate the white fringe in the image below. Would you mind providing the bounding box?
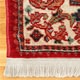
[4,58,80,77]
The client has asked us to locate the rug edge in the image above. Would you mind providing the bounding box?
[4,58,80,77]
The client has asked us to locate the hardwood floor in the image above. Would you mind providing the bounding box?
[0,0,80,80]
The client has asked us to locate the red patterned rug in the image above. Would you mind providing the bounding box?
[4,0,80,77]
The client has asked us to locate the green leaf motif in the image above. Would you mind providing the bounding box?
[25,17,30,25]
[68,37,74,44]
[70,16,76,27]
[25,5,32,13]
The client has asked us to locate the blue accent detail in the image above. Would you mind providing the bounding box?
[70,0,80,5]
[72,9,80,21]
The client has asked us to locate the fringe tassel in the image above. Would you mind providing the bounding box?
[4,58,80,77]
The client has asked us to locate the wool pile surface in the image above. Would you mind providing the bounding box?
[4,0,80,77]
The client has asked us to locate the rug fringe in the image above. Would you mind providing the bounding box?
[4,58,80,77]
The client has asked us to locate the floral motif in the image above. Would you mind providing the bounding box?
[30,29,43,42]
[72,9,80,44]
[29,0,64,10]
[54,25,68,44]
[72,22,80,43]
[27,10,72,44]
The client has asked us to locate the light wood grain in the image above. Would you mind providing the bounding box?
[0,0,80,79]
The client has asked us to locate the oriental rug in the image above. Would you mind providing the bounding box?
[4,0,80,77]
